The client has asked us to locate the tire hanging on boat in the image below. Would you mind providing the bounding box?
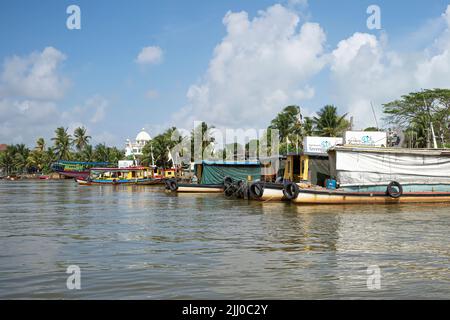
[386,181,403,198]
[224,183,236,198]
[283,182,300,200]
[249,182,265,199]
[168,179,178,192]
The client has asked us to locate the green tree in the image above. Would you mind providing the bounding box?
[142,127,180,167]
[13,144,30,173]
[73,127,91,152]
[383,89,450,148]
[313,105,349,137]
[269,105,303,143]
[52,127,72,160]
[80,144,95,162]
[0,146,15,175]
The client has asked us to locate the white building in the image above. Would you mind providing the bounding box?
[125,128,151,157]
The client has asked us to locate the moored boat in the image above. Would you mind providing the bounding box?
[285,146,450,204]
[51,161,109,179]
[167,160,261,194]
[76,166,160,185]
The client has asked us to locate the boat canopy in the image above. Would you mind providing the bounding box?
[195,160,261,184]
[55,161,109,165]
[90,166,149,172]
[329,146,450,187]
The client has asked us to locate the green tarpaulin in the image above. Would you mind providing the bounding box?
[197,161,261,185]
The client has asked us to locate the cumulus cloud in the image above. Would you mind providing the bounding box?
[328,4,450,129]
[136,46,163,65]
[0,47,69,100]
[174,4,326,129]
[0,47,115,146]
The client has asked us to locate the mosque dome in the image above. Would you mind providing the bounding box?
[136,128,151,142]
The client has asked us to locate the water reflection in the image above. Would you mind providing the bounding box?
[0,180,449,299]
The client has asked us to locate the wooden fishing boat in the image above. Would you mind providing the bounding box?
[167,160,261,194]
[51,161,109,179]
[76,166,161,185]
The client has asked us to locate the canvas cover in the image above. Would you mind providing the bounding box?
[199,161,261,184]
[331,148,450,186]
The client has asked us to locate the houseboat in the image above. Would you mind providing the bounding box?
[286,146,450,204]
[76,166,159,185]
[51,161,109,179]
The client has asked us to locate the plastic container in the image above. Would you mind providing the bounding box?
[326,179,337,190]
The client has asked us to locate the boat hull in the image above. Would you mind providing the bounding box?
[250,183,288,201]
[76,178,162,186]
[291,189,450,204]
[57,170,90,179]
[176,184,223,193]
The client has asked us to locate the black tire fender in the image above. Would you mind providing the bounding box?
[169,179,178,191]
[249,182,265,199]
[386,181,403,198]
[283,182,300,200]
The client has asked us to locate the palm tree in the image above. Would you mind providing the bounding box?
[0,146,15,175]
[190,122,215,161]
[13,144,30,173]
[269,105,302,143]
[35,138,46,152]
[313,105,349,137]
[80,144,94,162]
[73,127,91,152]
[93,144,109,162]
[52,127,72,160]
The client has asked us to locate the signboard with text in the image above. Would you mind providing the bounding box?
[303,136,344,156]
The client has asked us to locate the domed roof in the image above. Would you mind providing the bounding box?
[136,129,151,141]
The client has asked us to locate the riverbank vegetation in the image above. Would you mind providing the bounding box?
[0,127,124,175]
[1,89,449,175]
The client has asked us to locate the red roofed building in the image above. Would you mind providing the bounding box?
[0,144,7,152]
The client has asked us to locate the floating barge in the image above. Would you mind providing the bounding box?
[286,146,450,204]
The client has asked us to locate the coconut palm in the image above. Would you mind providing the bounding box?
[0,146,15,175]
[73,127,91,152]
[52,127,72,160]
[13,144,30,173]
[80,144,94,162]
[35,138,46,152]
[313,105,349,137]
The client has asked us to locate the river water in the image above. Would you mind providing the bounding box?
[0,180,449,299]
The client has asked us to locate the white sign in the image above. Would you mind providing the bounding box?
[303,136,344,156]
[118,160,134,168]
[344,131,387,147]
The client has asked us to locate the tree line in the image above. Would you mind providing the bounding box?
[1,88,449,175]
[0,127,124,175]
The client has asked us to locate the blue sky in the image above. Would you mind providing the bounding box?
[1,0,450,147]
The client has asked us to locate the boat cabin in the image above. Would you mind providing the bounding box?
[90,166,153,180]
[283,153,331,187]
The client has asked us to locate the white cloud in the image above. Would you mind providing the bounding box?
[0,47,113,145]
[174,4,326,129]
[329,4,450,129]
[0,47,69,100]
[135,46,163,65]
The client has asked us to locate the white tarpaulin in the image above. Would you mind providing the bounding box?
[330,147,450,186]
